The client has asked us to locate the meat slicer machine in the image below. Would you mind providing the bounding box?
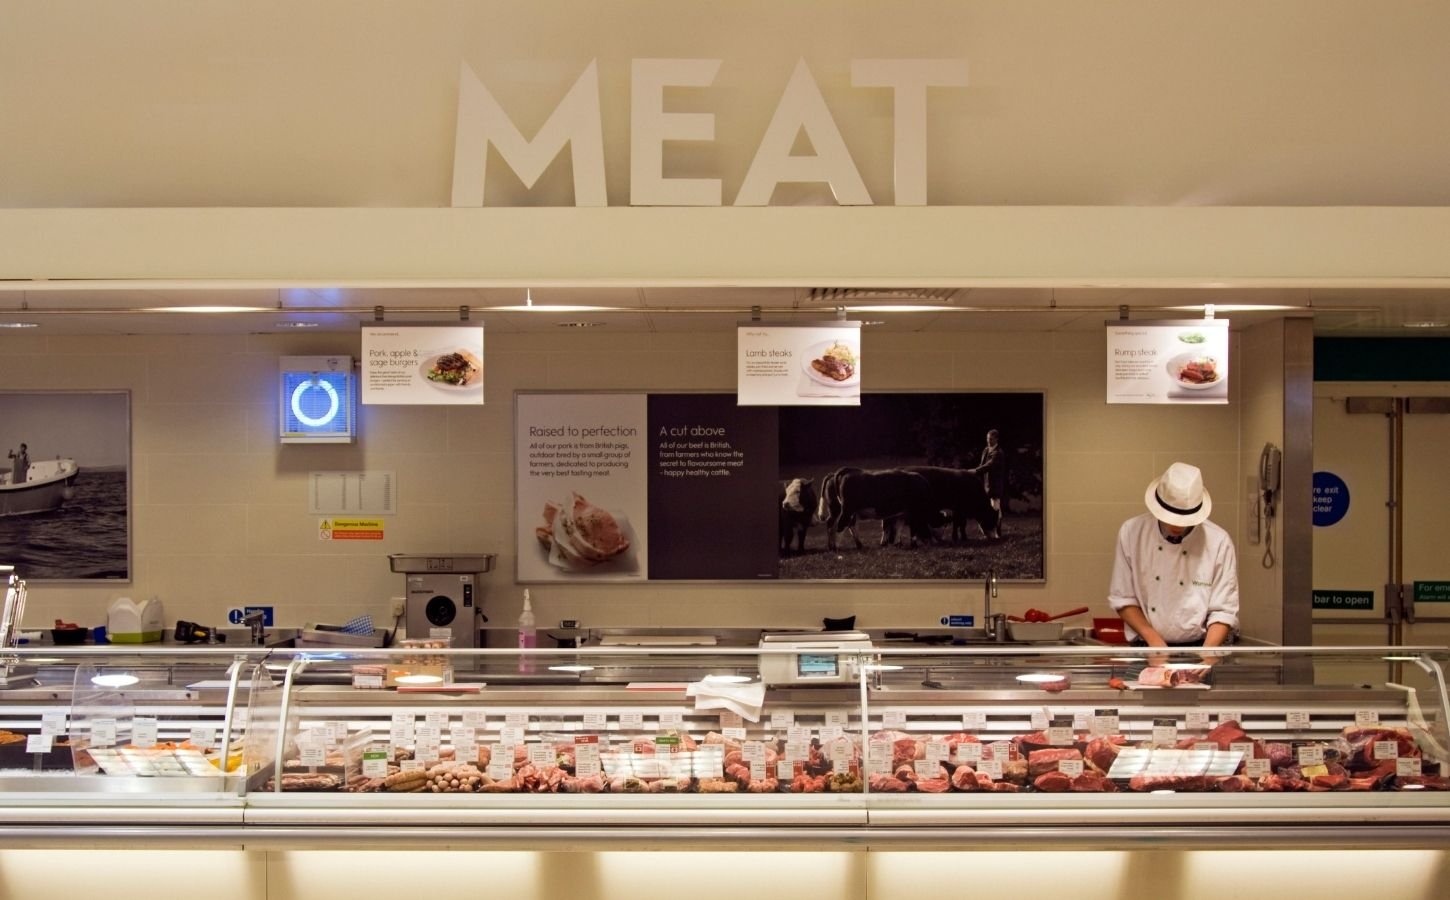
[388,553,497,665]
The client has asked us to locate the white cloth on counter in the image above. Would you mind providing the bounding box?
[686,679,766,722]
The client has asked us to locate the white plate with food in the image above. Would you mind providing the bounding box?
[418,350,483,391]
[802,339,860,388]
[533,493,639,576]
[1165,352,1222,390]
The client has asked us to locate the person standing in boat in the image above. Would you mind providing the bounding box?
[7,443,29,483]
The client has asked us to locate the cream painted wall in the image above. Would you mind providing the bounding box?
[1,326,1267,638]
[1236,319,1287,642]
[2,1,1449,208]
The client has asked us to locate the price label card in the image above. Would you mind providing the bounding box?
[777,760,794,780]
[1245,758,1271,778]
[1058,758,1084,777]
[925,740,949,764]
[825,710,850,727]
[915,758,941,778]
[462,710,487,727]
[828,741,851,764]
[979,757,1004,779]
[581,712,606,730]
[505,712,529,727]
[1354,710,1380,728]
[353,673,383,689]
[300,745,327,767]
[362,750,388,778]
[719,711,743,729]
[500,727,525,748]
[819,725,844,743]
[749,760,766,781]
[1216,711,1243,727]
[867,741,891,764]
[659,712,684,729]
[576,756,601,779]
[742,741,766,762]
[454,742,480,763]
[1090,710,1119,736]
[1397,757,1422,777]
[988,740,1013,761]
[770,711,795,729]
[620,712,644,729]
[787,727,813,744]
[785,741,810,762]
[1374,740,1400,761]
[487,760,512,781]
[415,724,441,743]
[425,711,448,728]
[1229,742,1254,758]
[132,717,158,749]
[1070,713,1089,731]
[962,711,986,731]
[1297,745,1325,766]
[1286,711,1311,730]
[390,713,414,742]
[415,740,440,762]
[1048,725,1074,746]
[1194,743,1218,751]
[450,726,476,744]
[958,742,984,763]
[1030,711,1050,731]
[1185,711,1211,731]
[189,727,215,749]
[26,734,53,754]
[1152,718,1178,745]
[326,721,348,743]
[528,744,554,767]
[723,727,748,741]
[87,717,116,746]
[882,710,906,729]
[41,712,67,737]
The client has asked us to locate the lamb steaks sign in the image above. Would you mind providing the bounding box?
[452,58,968,207]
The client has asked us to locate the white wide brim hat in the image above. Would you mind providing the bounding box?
[1144,462,1212,527]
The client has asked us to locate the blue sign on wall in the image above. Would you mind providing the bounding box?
[1312,471,1350,527]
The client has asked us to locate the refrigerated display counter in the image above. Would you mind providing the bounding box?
[0,643,1447,850]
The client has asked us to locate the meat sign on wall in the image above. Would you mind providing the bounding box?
[515,392,1044,582]
[1105,319,1229,405]
[737,322,862,406]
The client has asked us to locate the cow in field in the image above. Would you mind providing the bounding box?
[778,477,818,554]
[903,465,1002,541]
[819,467,935,549]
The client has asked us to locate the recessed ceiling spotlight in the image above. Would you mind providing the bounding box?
[493,305,617,313]
[275,322,320,329]
[556,321,604,328]
[844,305,953,313]
[1402,321,1448,329]
[0,322,39,328]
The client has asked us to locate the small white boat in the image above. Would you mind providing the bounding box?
[0,458,80,517]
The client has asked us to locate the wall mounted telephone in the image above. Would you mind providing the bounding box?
[1256,443,1281,567]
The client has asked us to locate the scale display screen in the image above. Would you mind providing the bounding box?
[797,654,839,678]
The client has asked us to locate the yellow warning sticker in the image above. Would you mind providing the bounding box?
[321,518,384,540]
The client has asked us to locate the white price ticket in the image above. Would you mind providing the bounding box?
[1296,745,1325,766]
[769,711,795,729]
[131,717,158,749]
[487,760,512,781]
[189,727,215,749]
[620,712,644,729]
[1354,710,1380,728]
[362,750,388,778]
[527,743,554,767]
[742,741,766,762]
[957,742,984,762]
[1396,757,1422,777]
[925,740,949,764]
[825,710,850,727]
[1047,725,1074,746]
[1030,711,1050,731]
[1245,758,1271,779]
[777,760,795,780]
[26,734,53,754]
[723,727,748,741]
[882,710,906,729]
[1374,740,1400,760]
[979,757,1004,779]
[915,758,941,778]
[1058,758,1084,777]
[1216,711,1243,726]
[425,711,448,728]
[749,760,766,781]
[463,710,487,727]
[962,711,986,731]
[92,718,117,748]
[1285,711,1311,730]
[505,712,529,727]
[1230,742,1255,758]
[659,712,684,729]
[1152,719,1178,745]
[828,741,852,764]
[582,711,606,729]
[719,711,743,729]
[1185,711,1210,731]
[300,745,327,767]
[785,741,811,762]
[787,727,812,744]
[1091,710,1119,736]
[41,713,67,737]
[819,725,844,743]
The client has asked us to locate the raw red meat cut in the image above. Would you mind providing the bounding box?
[1028,748,1083,778]
[1033,771,1072,792]
[1084,737,1123,773]
[1070,772,1117,793]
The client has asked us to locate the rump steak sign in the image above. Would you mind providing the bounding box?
[515,391,1044,582]
[737,322,862,406]
[1106,319,1229,405]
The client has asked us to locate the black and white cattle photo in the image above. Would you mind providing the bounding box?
[776,393,1043,581]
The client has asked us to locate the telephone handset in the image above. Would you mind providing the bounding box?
[1259,443,1282,515]
[1257,443,1282,568]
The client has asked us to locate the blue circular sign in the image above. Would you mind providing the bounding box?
[1312,471,1350,527]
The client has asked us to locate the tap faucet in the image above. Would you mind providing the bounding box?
[984,568,1005,642]
[241,610,266,646]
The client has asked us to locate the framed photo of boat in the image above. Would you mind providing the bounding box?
[0,391,130,581]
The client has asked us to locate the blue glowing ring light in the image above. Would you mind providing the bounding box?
[291,378,340,427]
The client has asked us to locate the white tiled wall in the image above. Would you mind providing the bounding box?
[1,326,1276,637]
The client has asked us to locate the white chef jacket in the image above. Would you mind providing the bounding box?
[1107,513,1240,644]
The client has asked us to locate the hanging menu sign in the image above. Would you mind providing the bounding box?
[1106,319,1229,405]
[362,325,485,405]
[737,322,862,406]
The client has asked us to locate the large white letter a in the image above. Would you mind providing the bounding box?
[451,60,607,207]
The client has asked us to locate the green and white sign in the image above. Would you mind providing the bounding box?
[1414,581,1450,603]
[1312,589,1375,611]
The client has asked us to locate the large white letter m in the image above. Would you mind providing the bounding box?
[450,60,607,207]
